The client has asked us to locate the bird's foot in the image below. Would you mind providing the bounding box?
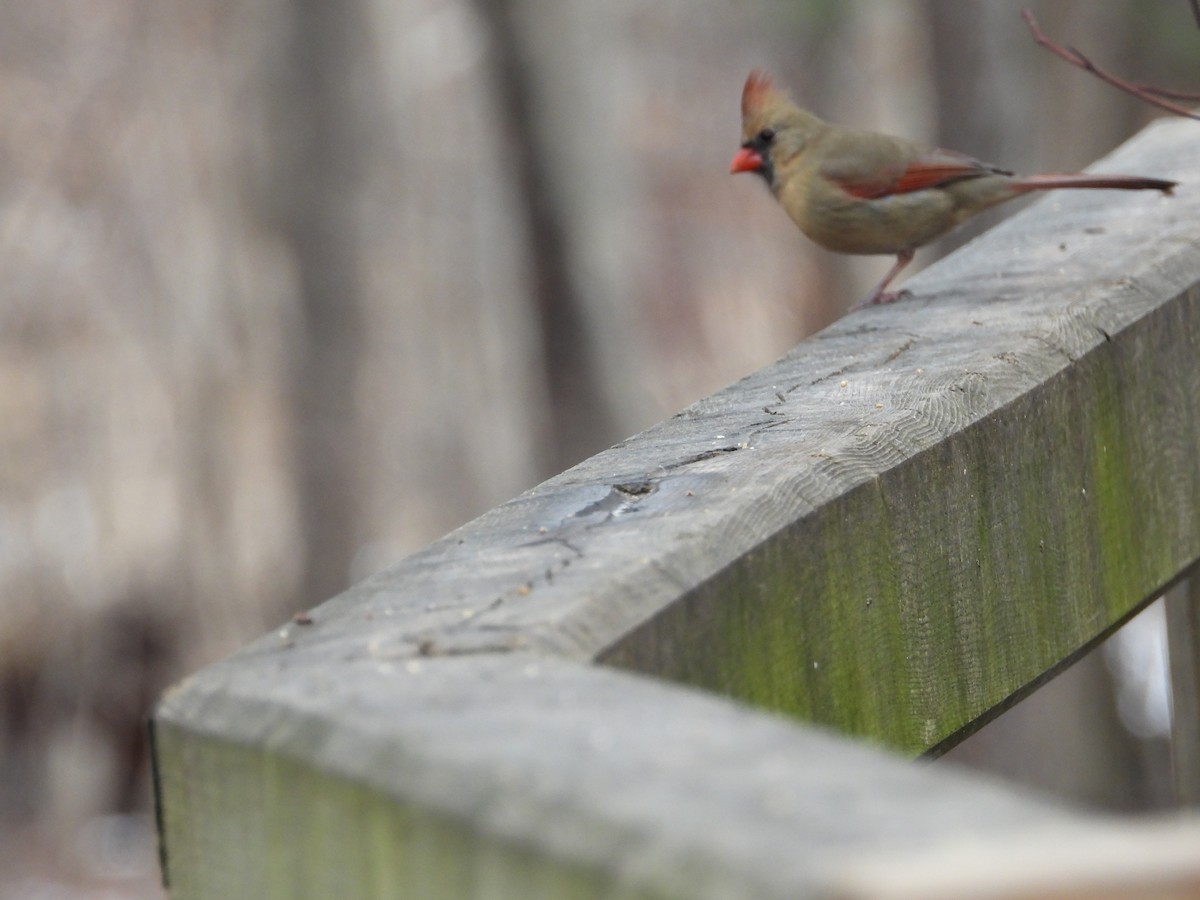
[853,288,913,310]
[876,288,913,305]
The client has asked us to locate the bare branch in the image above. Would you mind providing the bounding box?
[1021,8,1200,121]
[1136,82,1200,102]
[1192,0,1200,29]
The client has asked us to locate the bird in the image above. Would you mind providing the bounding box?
[730,71,1177,306]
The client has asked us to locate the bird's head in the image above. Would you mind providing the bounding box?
[730,71,818,188]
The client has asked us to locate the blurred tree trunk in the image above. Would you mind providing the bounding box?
[922,0,1036,255]
[270,0,372,610]
[470,0,631,472]
[925,0,1034,166]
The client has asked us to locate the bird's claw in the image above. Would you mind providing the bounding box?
[853,288,913,310]
[876,288,914,305]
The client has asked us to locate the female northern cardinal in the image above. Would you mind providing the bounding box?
[730,71,1177,305]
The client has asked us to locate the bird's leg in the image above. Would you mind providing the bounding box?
[856,249,915,308]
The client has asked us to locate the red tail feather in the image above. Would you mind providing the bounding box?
[1012,173,1176,195]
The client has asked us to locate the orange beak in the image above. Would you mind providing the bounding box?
[730,147,764,174]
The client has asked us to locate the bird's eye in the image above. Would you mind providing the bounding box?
[757,127,775,144]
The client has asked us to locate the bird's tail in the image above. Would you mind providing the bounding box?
[1012,173,1176,195]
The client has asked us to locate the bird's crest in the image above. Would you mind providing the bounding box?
[741,70,775,119]
[739,70,802,140]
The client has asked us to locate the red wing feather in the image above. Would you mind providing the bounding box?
[834,153,1006,200]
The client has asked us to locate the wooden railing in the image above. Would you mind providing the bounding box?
[152,116,1200,898]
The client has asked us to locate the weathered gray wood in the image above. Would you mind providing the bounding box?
[1167,570,1200,806]
[154,117,1200,897]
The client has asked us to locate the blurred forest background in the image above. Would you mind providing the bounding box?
[0,0,1194,895]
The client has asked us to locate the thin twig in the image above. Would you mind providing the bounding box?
[1192,0,1200,29]
[1021,8,1200,121]
[1136,82,1200,102]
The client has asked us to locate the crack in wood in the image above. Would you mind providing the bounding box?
[881,336,919,366]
